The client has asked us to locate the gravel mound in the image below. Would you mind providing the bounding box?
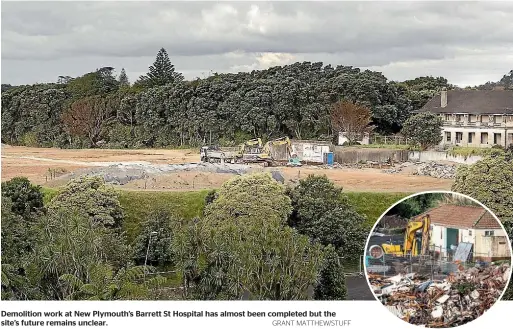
[59,162,260,185]
[414,162,457,179]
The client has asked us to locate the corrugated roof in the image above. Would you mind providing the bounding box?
[413,204,501,230]
[419,90,513,114]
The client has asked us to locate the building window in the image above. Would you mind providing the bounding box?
[494,133,501,145]
[468,230,472,236]
[481,132,488,144]
[468,132,474,143]
[456,132,463,143]
[485,231,494,236]
[446,132,451,142]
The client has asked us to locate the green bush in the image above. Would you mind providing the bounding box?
[20,132,39,147]
[48,176,124,228]
[106,123,135,149]
[287,175,368,261]
[1,177,45,218]
[314,245,346,300]
[132,209,175,267]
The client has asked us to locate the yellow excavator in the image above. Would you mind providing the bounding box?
[381,214,431,257]
[238,137,292,166]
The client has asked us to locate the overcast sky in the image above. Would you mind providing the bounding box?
[2,1,513,87]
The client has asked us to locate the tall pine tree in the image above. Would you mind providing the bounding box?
[136,48,184,88]
[118,68,130,87]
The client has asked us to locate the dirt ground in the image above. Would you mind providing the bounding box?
[1,146,453,192]
[1,146,198,185]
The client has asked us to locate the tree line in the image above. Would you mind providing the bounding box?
[1,48,454,149]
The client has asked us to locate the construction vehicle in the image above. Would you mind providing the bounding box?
[200,145,238,163]
[379,214,431,257]
[264,137,294,166]
[237,138,271,165]
[238,137,293,166]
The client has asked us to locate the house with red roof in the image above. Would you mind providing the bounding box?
[413,204,510,261]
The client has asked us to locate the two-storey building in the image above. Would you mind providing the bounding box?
[420,89,513,148]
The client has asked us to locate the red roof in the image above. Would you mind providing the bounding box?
[413,204,501,230]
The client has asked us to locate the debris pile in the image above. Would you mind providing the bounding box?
[382,168,402,174]
[381,161,417,174]
[414,162,457,179]
[59,162,253,185]
[320,161,395,170]
[369,264,510,327]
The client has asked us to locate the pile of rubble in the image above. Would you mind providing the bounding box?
[319,161,393,170]
[369,264,510,327]
[414,162,457,179]
[58,162,252,185]
[382,168,402,174]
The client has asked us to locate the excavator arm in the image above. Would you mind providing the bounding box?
[380,214,431,257]
[403,214,431,256]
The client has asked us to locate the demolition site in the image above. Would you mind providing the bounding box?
[365,200,512,327]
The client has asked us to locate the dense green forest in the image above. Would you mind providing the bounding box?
[1,48,456,149]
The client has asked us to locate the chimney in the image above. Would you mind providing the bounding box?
[441,87,447,108]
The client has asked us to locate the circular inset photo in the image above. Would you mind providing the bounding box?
[364,191,512,327]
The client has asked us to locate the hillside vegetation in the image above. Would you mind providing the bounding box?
[3,174,384,301]
[42,187,407,240]
[1,48,455,149]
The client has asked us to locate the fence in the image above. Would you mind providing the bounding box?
[365,245,501,281]
[369,135,410,145]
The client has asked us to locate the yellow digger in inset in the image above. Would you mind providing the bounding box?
[381,214,431,257]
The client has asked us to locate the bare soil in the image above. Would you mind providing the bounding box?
[1,146,453,192]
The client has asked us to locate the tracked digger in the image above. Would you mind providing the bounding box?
[238,137,293,166]
[380,214,431,257]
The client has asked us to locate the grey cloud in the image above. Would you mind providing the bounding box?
[2,1,513,86]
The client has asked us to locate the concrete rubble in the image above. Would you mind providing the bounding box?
[369,263,510,327]
[320,161,395,170]
[413,162,457,179]
[381,161,457,178]
[59,162,254,185]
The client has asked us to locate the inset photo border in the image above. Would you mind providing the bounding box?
[363,191,512,328]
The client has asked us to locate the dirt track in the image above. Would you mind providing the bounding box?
[1,146,453,193]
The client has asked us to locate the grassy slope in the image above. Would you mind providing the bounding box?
[117,190,210,242]
[41,188,408,276]
[345,192,410,228]
[42,187,210,243]
[43,187,408,236]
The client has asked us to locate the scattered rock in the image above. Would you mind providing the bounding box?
[381,168,402,174]
[414,161,457,179]
[58,162,254,185]
[55,162,288,186]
